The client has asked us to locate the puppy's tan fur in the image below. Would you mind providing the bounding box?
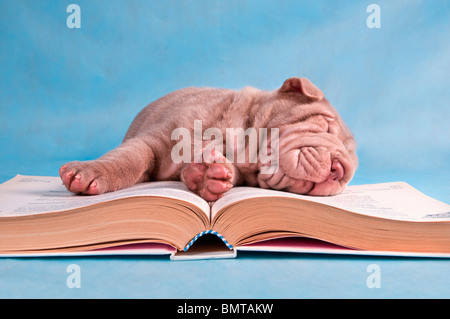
[60,77,358,200]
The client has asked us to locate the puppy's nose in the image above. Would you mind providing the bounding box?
[327,159,344,181]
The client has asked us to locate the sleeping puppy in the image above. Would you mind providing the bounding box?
[60,77,358,201]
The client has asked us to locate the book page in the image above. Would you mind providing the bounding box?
[0,175,210,218]
[212,182,450,222]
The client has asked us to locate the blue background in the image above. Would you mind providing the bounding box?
[0,0,449,298]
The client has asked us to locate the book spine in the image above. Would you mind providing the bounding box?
[184,230,233,251]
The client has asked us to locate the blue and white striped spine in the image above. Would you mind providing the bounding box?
[184,230,233,251]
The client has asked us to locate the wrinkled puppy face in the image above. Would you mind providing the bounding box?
[259,77,358,196]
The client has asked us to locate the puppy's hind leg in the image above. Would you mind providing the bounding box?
[59,138,155,195]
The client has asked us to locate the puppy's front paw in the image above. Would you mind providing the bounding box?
[182,151,234,201]
[59,161,110,195]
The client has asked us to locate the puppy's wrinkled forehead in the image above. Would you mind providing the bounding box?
[277,77,358,161]
[269,77,338,128]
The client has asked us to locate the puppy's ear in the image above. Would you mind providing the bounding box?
[279,77,324,101]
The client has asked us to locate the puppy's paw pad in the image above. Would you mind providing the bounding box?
[182,161,233,201]
[59,162,105,195]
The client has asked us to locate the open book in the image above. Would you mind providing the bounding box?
[0,175,449,260]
